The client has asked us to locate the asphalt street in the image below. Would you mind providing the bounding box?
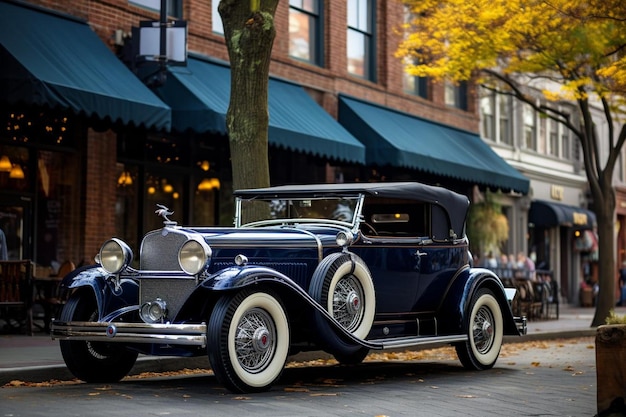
[0,336,598,417]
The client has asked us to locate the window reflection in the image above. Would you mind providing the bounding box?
[289,0,321,65]
[347,0,373,80]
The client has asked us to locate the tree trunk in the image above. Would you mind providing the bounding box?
[592,179,617,327]
[218,0,278,193]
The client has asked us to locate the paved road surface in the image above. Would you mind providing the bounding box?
[1,337,597,417]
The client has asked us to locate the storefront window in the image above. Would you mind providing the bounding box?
[1,109,79,267]
[36,150,81,269]
[115,163,140,251]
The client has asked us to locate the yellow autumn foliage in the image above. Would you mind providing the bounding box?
[398,0,626,106]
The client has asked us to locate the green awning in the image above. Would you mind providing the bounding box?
[156,56,365,164]
[529,200,596,229]
[0,2,171,131]
[339,96,529,194]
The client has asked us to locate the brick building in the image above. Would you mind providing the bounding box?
[0,0,527,270]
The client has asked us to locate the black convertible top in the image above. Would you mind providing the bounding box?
[235,182,470,238]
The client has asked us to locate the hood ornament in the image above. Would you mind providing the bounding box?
[155,204,176,226]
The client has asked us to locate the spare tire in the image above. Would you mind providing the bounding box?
[309,252,375,357]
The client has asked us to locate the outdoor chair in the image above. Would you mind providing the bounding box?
[0,260,33,335]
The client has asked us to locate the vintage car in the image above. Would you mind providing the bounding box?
[51,182,526,393]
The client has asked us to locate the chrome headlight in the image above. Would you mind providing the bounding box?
[140,298,168,323]
[178,237,212,275]
[336,231,354,247]
[97,238,133,274]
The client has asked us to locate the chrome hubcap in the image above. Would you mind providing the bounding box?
[333,275,364,331]
[235,308,276,372]
[473,305,495,354]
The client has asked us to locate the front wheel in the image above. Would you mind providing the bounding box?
[207,287,290,393]
[455,288,503,370]
[59,290,138,383]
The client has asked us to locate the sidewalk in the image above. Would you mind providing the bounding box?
[1,304,623,386]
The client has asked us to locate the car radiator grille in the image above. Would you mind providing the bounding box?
[140,278,197,321]
[140,230,187,271]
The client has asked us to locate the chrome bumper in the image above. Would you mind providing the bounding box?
[515,316,527,335]
[50,321,208,347]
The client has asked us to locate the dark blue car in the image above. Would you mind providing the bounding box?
[52,182,526,393]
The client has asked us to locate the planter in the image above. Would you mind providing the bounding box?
[596,325,626,416]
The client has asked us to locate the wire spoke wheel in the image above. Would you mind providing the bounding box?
[234,307,276,373]
[472,304,495,354]
[332,274,365,332]
[208,288,289,393]
[455,288,503,370]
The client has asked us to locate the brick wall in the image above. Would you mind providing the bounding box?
[82,128,117,263]
[22,0,477,131]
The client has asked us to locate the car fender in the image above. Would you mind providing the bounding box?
[60,264,139,320]
[460,268,520,335]
[196,265,377,349]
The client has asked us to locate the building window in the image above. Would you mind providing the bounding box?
[558,112,571,160]
[402,58,428,99]
[401,8,428,98]
[129,0,182,18]
[498,95,512,145]
[479,89,515,145]
[548,118,559,157]
[523,103,536,150]
[289,0,323,65]
[347,0,375,81]
[480,91,495,140]
[445,81,468,110]
[212,0,224,34]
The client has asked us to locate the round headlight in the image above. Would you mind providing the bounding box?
[336,231,354,247]
[98,238,132,274]
[178,238,212,275]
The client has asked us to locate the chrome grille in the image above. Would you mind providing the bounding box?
[140,229,187,271]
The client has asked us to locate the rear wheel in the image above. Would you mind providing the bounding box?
[455,288,503,370]
[59,290,138,382]
[207,288,290,393]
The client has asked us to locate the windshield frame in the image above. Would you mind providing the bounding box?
[235,194,365,231]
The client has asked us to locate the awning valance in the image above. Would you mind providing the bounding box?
[338,96,529,194]
[0,1,171,130]
[529,200,596,229]
[156,56,365,164]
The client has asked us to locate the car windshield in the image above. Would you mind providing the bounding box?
[238,196,360,226]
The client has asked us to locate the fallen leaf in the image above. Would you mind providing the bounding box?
[284,387,309,392]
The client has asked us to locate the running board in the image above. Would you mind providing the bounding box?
[368,334,468,350]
